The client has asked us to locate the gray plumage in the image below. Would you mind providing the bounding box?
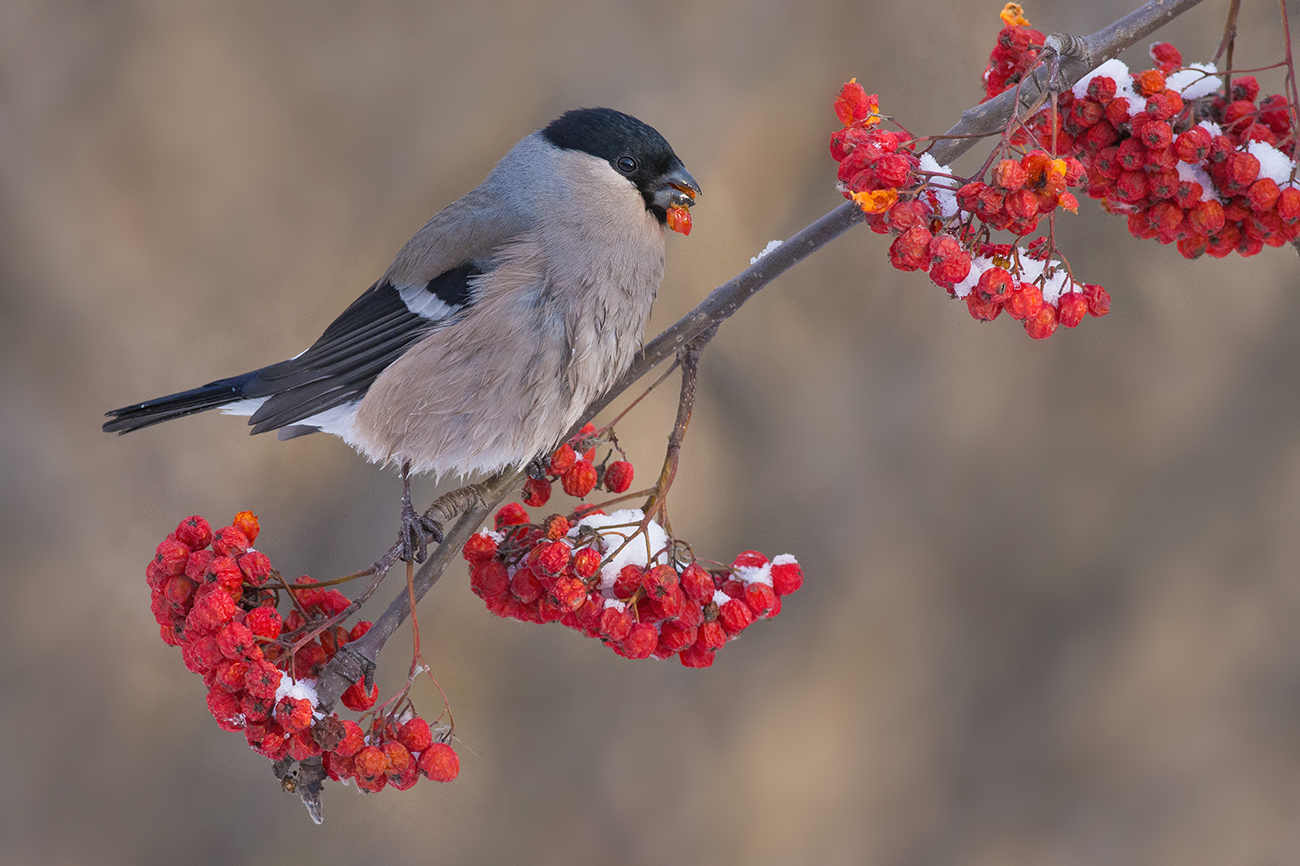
[103,108,699,480]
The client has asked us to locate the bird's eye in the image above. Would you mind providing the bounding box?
[616,156,638,173]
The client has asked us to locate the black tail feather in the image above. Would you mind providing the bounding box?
[102,370,262,434]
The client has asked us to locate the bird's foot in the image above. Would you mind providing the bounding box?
[399,462,443,563]
[399,500,443,564]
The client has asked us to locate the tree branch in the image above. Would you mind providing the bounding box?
[311,0,1210,717]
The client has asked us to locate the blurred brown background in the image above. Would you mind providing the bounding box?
[4,0,1300,863]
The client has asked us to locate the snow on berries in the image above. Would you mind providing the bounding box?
[144,513,459,797]
[831,77,1102,341]
[462,434,804,669]
[832,7,1299,340]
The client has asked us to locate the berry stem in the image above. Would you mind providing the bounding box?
[640,331,708,527]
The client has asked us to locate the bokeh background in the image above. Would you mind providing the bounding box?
[4,0,1300,863]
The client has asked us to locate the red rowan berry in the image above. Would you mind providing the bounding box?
[341,680,379,712]
[548,443,577,475]
[240,692,273,722]
[889,226,933,271]
[562,460,598,498]
[535,540,571,574]
[1220,152,1261,193]
[680,563,715,604]
[216,621,258,660]
[613,564,644,598]
[1004,188,1038,220]
[354,745,388,786]
[212,526,250,558]
[470,560,510,600]
[718,599,754,635]
[291,643,325,680]
[642,564,679,601]
[1133,68,1166,96]
[657,622,698,655]
[992,159,1028,191]
[1024,302,1059,340]
[1149,42,1182,72]
[598,605,633,641]
[1278,187,1300,222]
[744,582,778,618]
[236,550,272,586]
[494,502,530,530]
[288,728,322,761]
[381,741,415,781]
[207,688,245,732]
[174,516,213,550]
[1083,120,1119,151]
[510,567,544,604]
[155,539,191,577]
[1087,76,1118,103]
[213,657,250,692]
[572,547,602,580]
[928,234,971,286]
[1069,99,1105,130]
[188,588,236,632]
[242,659,281,699]
[1177,235,1208,259]
[551,575,587,611]
[699,620,728,650]
[679,641,717,668]
[1188,200,1226,235]
[418,742,460,782]
[331,719,365,757]
[182,549,213,583]
[1057,292,1088,328]
[462,533,499,563]
[770,557,803,595]
[621,622,659,659]
[604,460,634,494]
[1082,284,1111,317]
[966,293,1002,322]
[522,476,552,507]
[1248,178,1280,213]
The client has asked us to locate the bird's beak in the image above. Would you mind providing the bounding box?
[654,164,701,211]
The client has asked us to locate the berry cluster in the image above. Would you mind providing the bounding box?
[464,438,803,668]
[831,80,1108,340]
[518,423,635,508]
[988,27,1299,258]
[146,512,459,793]
[982,3,1044,100]
[833,5,1300,340]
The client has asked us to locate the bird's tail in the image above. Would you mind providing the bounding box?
[103,370,262,434]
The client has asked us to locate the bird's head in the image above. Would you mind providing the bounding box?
[542,108,700,234]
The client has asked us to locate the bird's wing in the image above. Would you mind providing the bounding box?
[243,263,481,434]
[244,178,536,435]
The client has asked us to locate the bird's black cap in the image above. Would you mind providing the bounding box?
[542,108,690,216]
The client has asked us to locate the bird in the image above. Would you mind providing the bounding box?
[104,107,700,560]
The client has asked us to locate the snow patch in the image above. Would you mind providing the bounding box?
[1166,62,1220,100]
[1248,140,1296,185]
[569,509,671,594]
[919,153,958,218]
[750,240,783,265]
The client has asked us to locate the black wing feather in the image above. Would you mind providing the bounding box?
[246,271,479,432]
[102,264,481,436]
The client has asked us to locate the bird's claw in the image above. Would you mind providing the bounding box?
[526,456,549,480]
[400,503,443,563]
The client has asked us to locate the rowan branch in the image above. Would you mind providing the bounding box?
[312,0,1209,718]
